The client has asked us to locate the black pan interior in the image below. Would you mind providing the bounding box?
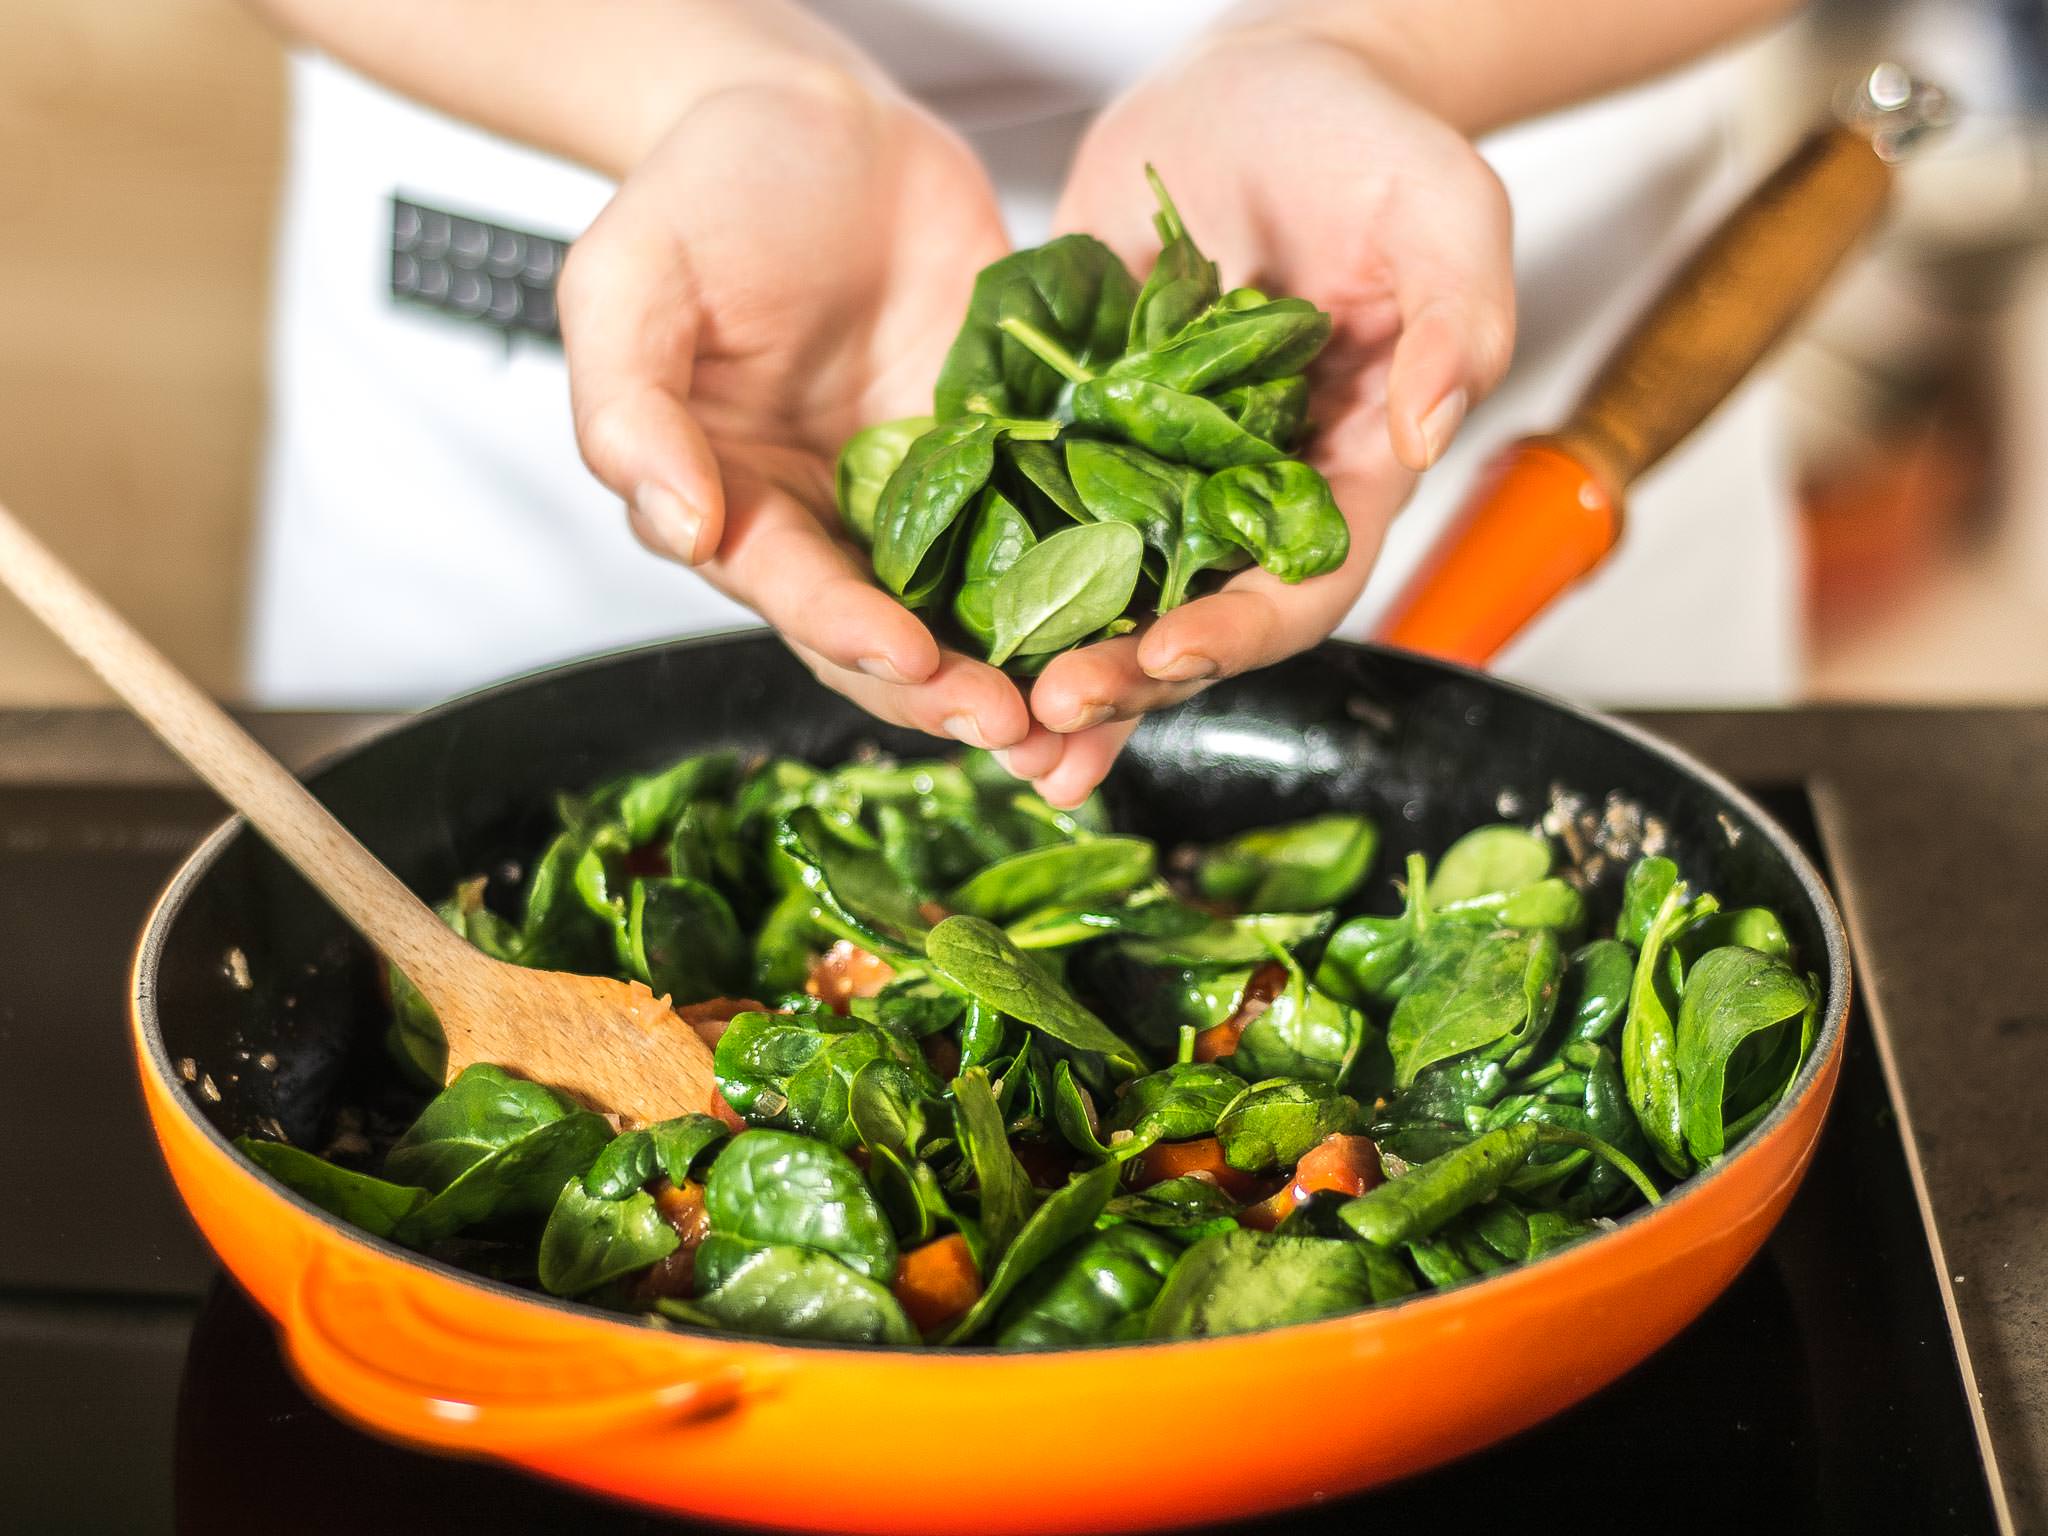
[143,635,1844,1174]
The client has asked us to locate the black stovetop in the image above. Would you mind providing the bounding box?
[0,780,2003,1534]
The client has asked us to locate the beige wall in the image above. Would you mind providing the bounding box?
[0,0,283,704]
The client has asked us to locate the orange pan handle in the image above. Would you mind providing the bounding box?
[284,1244,756,1455]
[1377,66,1948,667]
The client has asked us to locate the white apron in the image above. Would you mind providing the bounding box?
[249,5,1796,708]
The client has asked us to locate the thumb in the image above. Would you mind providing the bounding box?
[1384,162,1516,474]
[1384,290,1515,475]
[559,214,726,566]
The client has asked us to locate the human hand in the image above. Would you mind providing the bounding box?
[560,71,1039,754]
[1022,24,1516,805]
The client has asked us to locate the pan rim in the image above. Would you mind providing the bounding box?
[130,631,1852,1361]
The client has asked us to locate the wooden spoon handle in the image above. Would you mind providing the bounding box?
[0,497,472,996]
[1550,122,1892,496]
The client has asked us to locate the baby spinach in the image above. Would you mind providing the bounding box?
[986,521,1145,666]
[835,415,934,546]
[1340,1122,1542,1247]
[1388,929,1562,1087]
[1231,976,1369,1088]
[1429,825,1554,906]
[236,1139,428,1237]
[704,1130,896,1281]
[951,487,1038,649]
[1099,1176,1241,1239]
[945,1158,1121,1343]
[947,837,1156,923]
[1128,165,1220,351]
[1110,298,1331,397]
[1621,877,1717,1176]
[1216,374,1309,450]
[1194,461,1348,582]
[935,233,1139,419]
[1120,909,1333,967]
[393,1112,613,1246]
[872,416,1057,606]
[1216,1080,1359,1172]
[683,1245,916,1346]
[281,740,1824,1347]
[537,1180,678,1296]
[627,876,747,1006]
[1192,813,1377,912]
[951,1067,1036,1259]
[1072,376,1285,470]
[926,916,1145,1073]
[1147,1230,1411,1339]
[1559,939,1635,1044]
[582,1114,730,1199]
[1675,946,1817,1162]
[995,1224,1183,1348]
[1108,1061,1246,1141]
[384,1063,571,1192]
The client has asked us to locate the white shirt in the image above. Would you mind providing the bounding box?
[249,4,1795,708]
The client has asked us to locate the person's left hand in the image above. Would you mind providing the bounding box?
[1020,24,1516,804]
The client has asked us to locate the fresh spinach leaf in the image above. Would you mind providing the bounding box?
[1147,1230,1410,1339]
[948,837,1156,923]
[537,1179,679,1296]
[1429,826,1554,906]
[836,415,935,546]
[995,1223,1183,1348]
[236,1139,428,1237]
[926,916,1145,1073]
[703,1129,896,1280]
[681,1245,916,1345]
[944,1158,1121,1342]
[1193,813,1377,913]
[1215,1079,1359,1173]
[986,521,1145,666]
[1675,945,1817,1162]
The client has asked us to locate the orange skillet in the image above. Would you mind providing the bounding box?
[132,632,1849,1533]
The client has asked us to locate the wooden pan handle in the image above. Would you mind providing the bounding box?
[1379,67,1950,667]
[0,498,475,996]
[1552,122,1892,497]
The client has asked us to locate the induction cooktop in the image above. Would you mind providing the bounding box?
[0,782,2001,1534]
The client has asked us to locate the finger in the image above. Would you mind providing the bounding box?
[1032,718,1142,809]
[702,475,940,685]
[559,207,727,564]
[1136,477,1393,683]
[1385,172,1516,473]
[992,724,1066,781]
[1028,635,1212,733]
[788,641,1033,751]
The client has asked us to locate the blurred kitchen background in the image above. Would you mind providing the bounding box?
[1,0,2044,707]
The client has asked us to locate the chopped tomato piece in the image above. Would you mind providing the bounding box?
[673,996,768,1049]
[1237,1133,1383,1231]
[1127,1136,1269,1202]
[805,941,896,1014]
[892,1233,982,1336]
[631,1180,713,1299]
[1191,961,1288,1063]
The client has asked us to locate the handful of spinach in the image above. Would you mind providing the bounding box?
[239,750,1817,1350]
[838,170,1349,670]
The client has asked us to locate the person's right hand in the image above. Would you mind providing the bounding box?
[561,70,1048,760]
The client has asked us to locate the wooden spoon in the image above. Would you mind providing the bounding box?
[0,497,719,1125]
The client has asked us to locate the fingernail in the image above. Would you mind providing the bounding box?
[858,654,912,685]
[1055,702,1115,733]
[635,481,704,564]
[991,748,1019,776]
[1151,653,1219,683]
[942,713,990,749]
[1418,389,1468,468]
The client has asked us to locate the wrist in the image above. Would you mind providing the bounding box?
[603,1,894,174]
[1192,3,1485,136]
